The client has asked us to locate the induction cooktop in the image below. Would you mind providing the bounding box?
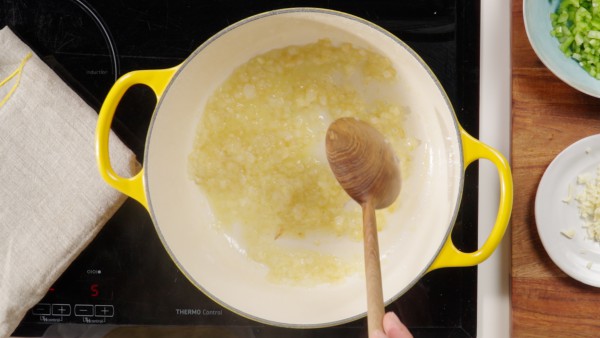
[3,1,480,337]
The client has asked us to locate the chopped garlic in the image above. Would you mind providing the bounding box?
[572,165,600,243]
[562,184,574,203]
[577,173,592,185]
[561,228,576,239]
[586,222,600,242]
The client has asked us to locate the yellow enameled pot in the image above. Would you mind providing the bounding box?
[95,8,512,328]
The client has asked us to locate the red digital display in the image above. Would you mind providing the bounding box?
[43,281,113,301]
[90,284,100,297]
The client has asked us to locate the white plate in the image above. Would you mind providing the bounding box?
[535,134,600,287]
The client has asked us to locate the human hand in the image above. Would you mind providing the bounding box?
[372,312,413,338]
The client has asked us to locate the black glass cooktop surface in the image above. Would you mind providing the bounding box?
[2,1,480,337]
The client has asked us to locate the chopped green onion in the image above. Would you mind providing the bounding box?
[552,0,600,79]
[589,30,600,38]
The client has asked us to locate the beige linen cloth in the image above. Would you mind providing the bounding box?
[0,27,138,337]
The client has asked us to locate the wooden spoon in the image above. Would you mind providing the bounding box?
[325,117,401,337]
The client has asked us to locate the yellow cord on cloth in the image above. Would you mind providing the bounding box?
[0,52,32,109]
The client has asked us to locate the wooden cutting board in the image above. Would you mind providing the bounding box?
[511,0,600,337]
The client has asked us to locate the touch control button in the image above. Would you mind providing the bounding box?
[95,305,114,318]
[31,303,51,316]
[74,304,94,317]
[51,304,71,316]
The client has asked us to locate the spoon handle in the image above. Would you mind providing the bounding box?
[362,201,384,337]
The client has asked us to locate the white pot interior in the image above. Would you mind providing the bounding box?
[143,8,463,327]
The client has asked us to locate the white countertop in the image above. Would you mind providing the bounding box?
[477,0,511,337]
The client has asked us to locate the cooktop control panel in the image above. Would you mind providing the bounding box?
[29,268,115,325]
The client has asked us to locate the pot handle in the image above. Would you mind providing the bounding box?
[95,66,179,210]
[427,126,513,271]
